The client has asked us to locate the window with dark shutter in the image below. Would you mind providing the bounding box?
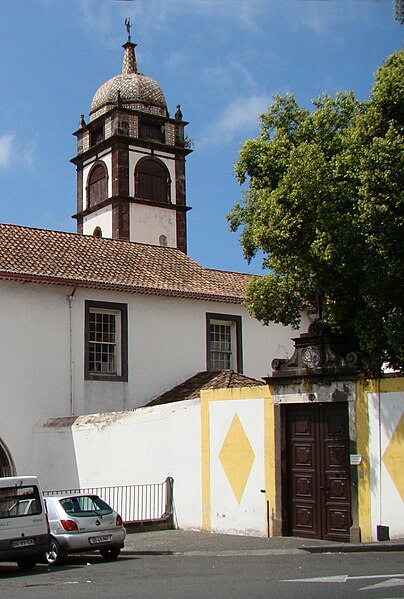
[91,125,104,146]
[88,164,107,208]
[139,120,163,142]
[135,159,169,204]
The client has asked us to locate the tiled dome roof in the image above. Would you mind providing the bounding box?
[90,73,167,117]
[89,41,167,120]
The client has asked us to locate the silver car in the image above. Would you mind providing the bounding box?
[44,494,126,565]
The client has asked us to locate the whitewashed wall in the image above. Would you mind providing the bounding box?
[0,277,305,477]
[70,287,304,413]
[33,421,80,491]
[34,400,202,530]
[368,388,404,540]
[0,282,71,475]
[83,205,113,238]
[33,388,272,535]
[208,398,267,536]
[129,203,176,247]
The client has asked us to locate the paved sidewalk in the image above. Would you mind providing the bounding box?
[122,529,404,556]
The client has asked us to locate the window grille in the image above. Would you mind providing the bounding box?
[85,301,128,381]
[210,322,232,370]
[89,310,119,375]
[206,313,243,373]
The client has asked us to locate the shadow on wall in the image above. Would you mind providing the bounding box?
[33,417,81,491]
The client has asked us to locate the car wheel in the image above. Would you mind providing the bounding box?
[44,538,64,566]
[100,545,121,560]
[16,558,36,571]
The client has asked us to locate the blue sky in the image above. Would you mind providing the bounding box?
[0,0,402,274]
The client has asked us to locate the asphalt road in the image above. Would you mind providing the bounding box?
[1,550,404,598]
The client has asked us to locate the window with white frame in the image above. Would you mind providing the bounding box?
[206,313,243,373]
[85,301,128,381]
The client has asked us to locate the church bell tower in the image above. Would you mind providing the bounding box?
[71,21,192,253]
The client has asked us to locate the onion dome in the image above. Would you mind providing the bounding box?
[90,39,167,121]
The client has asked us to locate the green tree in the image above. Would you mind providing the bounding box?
[228,50,404,375]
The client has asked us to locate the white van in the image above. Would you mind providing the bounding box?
[0,475,51,570]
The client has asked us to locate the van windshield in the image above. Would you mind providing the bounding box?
[0,485,42,519]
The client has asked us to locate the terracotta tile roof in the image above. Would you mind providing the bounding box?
[147,370,265,406]
[0,224,255,303]
[204,268,253,298]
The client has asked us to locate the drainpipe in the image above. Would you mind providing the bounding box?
[68,287,77,417]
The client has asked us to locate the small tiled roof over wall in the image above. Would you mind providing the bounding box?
[147,370,265,406]
[0,224,255,303]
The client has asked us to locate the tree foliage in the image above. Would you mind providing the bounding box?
[228,50,404,375]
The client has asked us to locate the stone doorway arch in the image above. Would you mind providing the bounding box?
[0,439,15,477]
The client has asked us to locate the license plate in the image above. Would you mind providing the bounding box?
[11,538,35,548]
[89,535,112,545]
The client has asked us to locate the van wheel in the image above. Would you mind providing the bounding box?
[100,546,121,560]
[44,538,64,566]
[17,558,36,571]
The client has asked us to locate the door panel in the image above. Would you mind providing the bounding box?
[321,403,351,541]
[285,402,351,541]
[287,406,321,539]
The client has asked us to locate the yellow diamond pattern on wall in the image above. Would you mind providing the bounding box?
[219,414,255,504]
[382,412,404,501]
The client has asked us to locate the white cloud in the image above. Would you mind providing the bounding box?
[77,0,132,45]
[77,0,267,43]
[0,133,36,170]
[21,143,35,170]
[77,0,169,43]
[166,51,189,71]
[176,0,265,30]
[0,133,15,169]
[199,94,270,147]
[283,0,365,37]
[227,57,258,89]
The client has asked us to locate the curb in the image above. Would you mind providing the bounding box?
[122,548,305,557]
[303,543,404,554]
[121,544,404,557]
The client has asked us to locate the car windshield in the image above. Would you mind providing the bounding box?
[0,486,42,519]
[59,495,113,517]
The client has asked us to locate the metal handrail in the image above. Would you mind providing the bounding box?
[44,476,173,525]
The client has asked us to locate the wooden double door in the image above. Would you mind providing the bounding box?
[284,402,351,542]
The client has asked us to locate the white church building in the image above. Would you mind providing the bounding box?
[0,29,311,534]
